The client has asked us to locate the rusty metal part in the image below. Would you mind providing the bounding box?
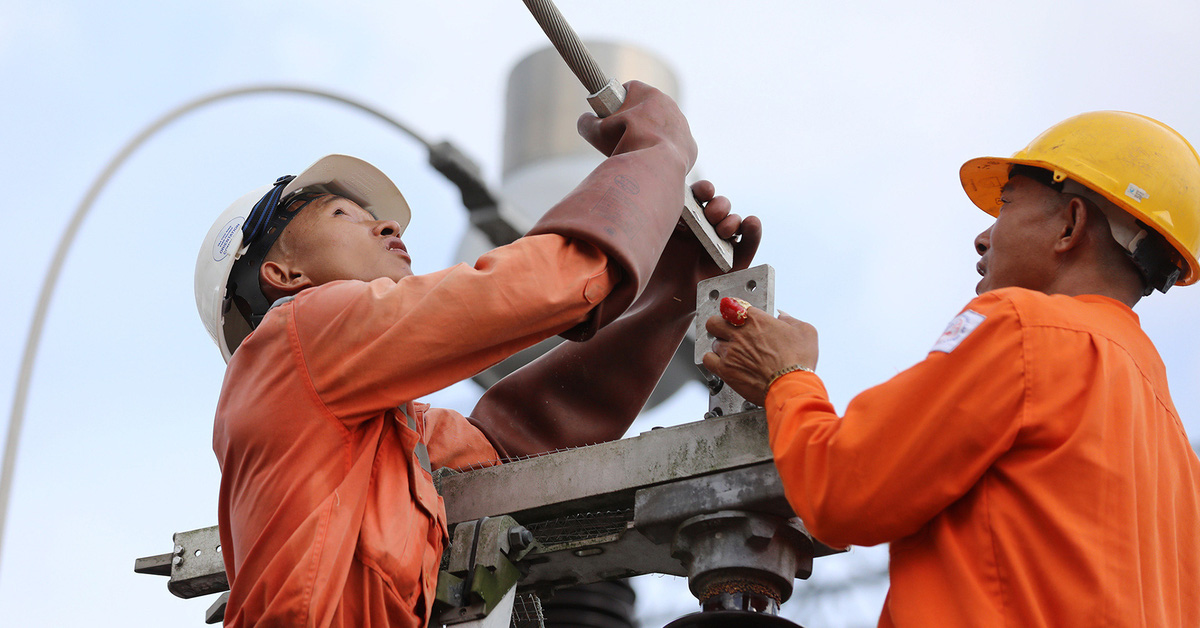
[664,610,806,628]
[672,511,814,606]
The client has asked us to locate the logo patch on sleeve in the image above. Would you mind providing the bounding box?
[931,309,986,353]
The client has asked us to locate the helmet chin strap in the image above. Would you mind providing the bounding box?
[1061,180,1181,294]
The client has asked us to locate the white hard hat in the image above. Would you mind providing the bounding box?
[195,154,411,362]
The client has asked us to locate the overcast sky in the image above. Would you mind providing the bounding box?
[2,1,1199,626]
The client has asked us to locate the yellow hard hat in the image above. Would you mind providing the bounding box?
[960,111,1200,289]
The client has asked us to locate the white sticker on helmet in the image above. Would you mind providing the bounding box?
[1125,183,1149,203]
[212,216,244,262]
[931,309,986,354]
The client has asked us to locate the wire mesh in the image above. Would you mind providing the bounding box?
[525,508,635,546]
[511,591,545,628]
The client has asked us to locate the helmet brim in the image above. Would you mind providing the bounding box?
[959,156,1064,218]
[284,154,412,234]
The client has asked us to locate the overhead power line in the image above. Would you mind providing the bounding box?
[0,84,446,582]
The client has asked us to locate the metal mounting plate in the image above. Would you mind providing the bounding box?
[694,265,775,416]
[694,264,775,364]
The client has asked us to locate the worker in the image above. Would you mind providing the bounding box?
[193,81,762,628]
[702,111,1200,627]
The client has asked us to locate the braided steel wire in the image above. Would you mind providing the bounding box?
[521,0,608,93]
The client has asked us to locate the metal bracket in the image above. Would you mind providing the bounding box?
[136,407,843,625]
[586,78,626,117]
[437,515,534,625]
[694,265,775,416]
[133,526,227,600]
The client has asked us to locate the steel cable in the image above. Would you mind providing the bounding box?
[521,0,608,93]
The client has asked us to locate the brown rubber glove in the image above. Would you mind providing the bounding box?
[470,181,761,458]
[526,81,699,340]
[643,180,763,312]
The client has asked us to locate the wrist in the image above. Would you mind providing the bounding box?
[764,364,815,399]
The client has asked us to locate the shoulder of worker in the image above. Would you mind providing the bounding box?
[934,287,1152,358]
[982,287,1144,334]
[954,287,1139,328]
[931,288,1076,355]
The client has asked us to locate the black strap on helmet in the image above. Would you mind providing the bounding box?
[242,175,296,246]
[1129,225,1183,295]
[224,175,325,330]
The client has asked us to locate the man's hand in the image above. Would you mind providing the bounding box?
[689,180,762,275]
[641,180,762,311]
[576,80,698,173]
[702,307,818,407]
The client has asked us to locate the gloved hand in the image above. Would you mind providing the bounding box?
[527,81,701,338]
[645,179,763,314]
[471,181,761,457]
[575,80,698,170]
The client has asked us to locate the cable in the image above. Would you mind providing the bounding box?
[521,0,608,93]
[0,84,442,582]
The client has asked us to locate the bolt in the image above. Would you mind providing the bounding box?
[507,526,534,553]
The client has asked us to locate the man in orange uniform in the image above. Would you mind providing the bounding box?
[702,111,1200,627]
[193,81,762,627]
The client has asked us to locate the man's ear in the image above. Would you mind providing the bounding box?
[260,259,313,299]
[1054,196,1091,253]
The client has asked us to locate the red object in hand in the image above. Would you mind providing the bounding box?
[720,297,751,326]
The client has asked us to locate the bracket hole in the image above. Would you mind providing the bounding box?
[746,280,758,292]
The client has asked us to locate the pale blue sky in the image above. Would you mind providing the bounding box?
[2,1,1199,626]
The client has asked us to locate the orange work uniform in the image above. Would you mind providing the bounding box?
[213,234,618,628]
[765,287,1200,627]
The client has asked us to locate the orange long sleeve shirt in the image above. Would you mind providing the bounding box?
[212,235,618,628]
[766,287,1200,627]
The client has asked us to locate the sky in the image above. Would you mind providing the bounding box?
[1,1,1199,626]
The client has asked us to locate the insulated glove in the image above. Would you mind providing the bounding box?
[527,81,700,339]
[470,181,762,457]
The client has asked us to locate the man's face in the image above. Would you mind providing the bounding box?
[972,174,1066,295]
[270,194,413,287]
